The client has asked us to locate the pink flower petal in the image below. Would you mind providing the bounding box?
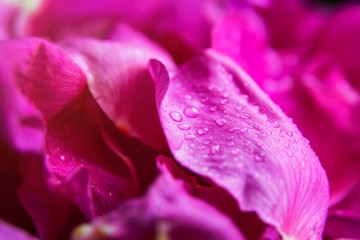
[324,182,360,239]
[61,36,174,151]
[18,40,87,121]
[18,155,84,240]
[0,220,36,240]
[44,98,139,219]
[149,50,329,239]
[0,38,44,152]
[72,157,245,240]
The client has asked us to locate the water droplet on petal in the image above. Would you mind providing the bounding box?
[228,127,235,133]
[287,150,293,157]
[184,134,196,140]
[272,121,280,128]
[301,161,306,168]
[216,118,227,126]
[60,155,65,161]
[184,106,200,118]
[240,113,250,119]
[210,106,217,112]
[240,127,248,133]
[169,111,183,122]
[178,123,191,130]
[220,99,228,105]
[211,145,221,154]
[197,128,207,135]
[286,130,293,137]
[232,149,240,155]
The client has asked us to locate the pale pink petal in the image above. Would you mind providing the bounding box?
[149,50,329,239]
[0,220,37,240]
[72,157,245,240]
[0,38,44,152]
[61,35,174,151]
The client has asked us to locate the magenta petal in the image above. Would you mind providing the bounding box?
[61,36,173,150]
[0,38,44,152]
[44,99,139,219]
[72,157,245,240]
[0,220,36,240]
[18,40,87,121]
[149,50,329,239]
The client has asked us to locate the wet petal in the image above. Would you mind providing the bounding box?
[62,35,173,150]
[44,98,139,219]
[0,38,44,152]
[149,50,329,239]
[72,157,245,240]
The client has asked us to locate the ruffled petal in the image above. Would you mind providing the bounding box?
[61,34,174,151]
[18,40,87,121]
[0,38,44,152]
[149,50,329,239]
[72,156,245,240]
[44,98,139,219]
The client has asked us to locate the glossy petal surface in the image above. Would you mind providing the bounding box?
[149,50,329,239]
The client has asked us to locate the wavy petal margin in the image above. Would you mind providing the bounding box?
[149,50,329,239]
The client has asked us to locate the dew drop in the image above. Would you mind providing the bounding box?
[60,155,65,161]
[197,128,207,135]
[178,123,191,130]
[227,141,235,146]
[183,106,200,118]
[183,95,192,100]
[204,140,211,145]
[228,127,235,133]
[220,99,228,105]
[211,145,221,154]
[216,118,227,126]
[210,106,218,112]
[301,149,307,155]
[169,111,183,122]
[254,152,264,162]
[184,134,196,140]
[272,121,280,128]
[286,130,293,137]
[236,106,244,111]
[223,92,230,98]
[287,150,293,157]
[240,113,250,119]
[240,127,248,133]
[232,149,240,155]
[301,161,306,168]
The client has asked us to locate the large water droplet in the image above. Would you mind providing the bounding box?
[216,118,227,127]
[183,106,200,118]
[169,111,183,122]
[178,123,191,130]
[60,155,65,161]
[210,106,218,112]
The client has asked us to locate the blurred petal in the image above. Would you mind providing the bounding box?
[149,50,329,239]
[19,155,85,240]
[324,182,360,239]
[0,38,44,152]
[61,35,173,151]
[72,157,245,240]
[316,6,360,90]
[0,220,37,240]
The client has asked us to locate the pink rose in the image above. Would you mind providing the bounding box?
[0,0,357,239]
